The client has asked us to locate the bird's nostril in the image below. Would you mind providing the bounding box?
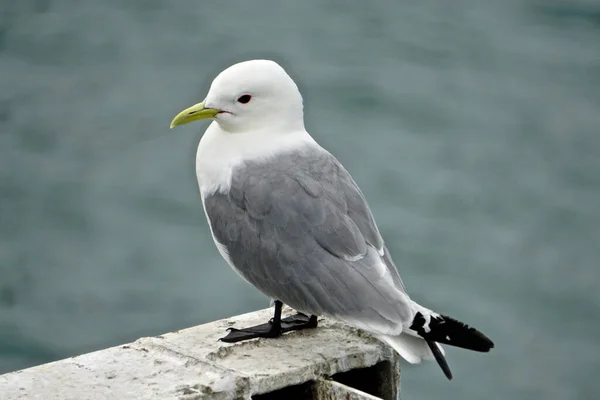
[188,111,197,115]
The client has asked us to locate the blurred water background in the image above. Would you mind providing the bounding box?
[1,0,599,398]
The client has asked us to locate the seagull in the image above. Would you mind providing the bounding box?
[169,59,494,379]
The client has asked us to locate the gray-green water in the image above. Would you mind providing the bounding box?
[1,1,600,398]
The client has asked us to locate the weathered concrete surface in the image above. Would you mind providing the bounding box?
[0,308,399,399]
[313,379,383,400]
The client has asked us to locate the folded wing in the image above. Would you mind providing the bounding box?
[203,146,412,335]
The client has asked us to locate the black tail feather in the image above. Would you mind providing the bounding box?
[426,340,453,380]
[410,312,495,352]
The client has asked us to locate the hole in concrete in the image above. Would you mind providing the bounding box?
[252,360,397,400]
[252,381,314,400]
[331,361,395,400]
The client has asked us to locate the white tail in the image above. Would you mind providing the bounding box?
[378,332,444,364]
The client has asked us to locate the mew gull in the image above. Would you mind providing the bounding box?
[170,59,494,379]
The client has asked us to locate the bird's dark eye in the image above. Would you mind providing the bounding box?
[237,94,252,104]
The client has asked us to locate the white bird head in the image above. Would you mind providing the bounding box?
[170,59,305,134]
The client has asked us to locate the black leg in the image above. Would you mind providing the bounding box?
[219,301,319,343]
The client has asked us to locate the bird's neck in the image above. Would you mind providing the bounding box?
[216,111,305,134]
[195,122,318,197]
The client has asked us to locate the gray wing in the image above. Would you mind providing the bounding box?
[204,147,411,332]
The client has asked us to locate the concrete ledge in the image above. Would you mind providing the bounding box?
[0,308,400,399]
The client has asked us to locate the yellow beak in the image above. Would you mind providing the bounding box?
[169,101,220,129]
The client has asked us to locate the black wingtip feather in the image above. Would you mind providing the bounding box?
[411,312,495,352]
[426,340,453,380]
